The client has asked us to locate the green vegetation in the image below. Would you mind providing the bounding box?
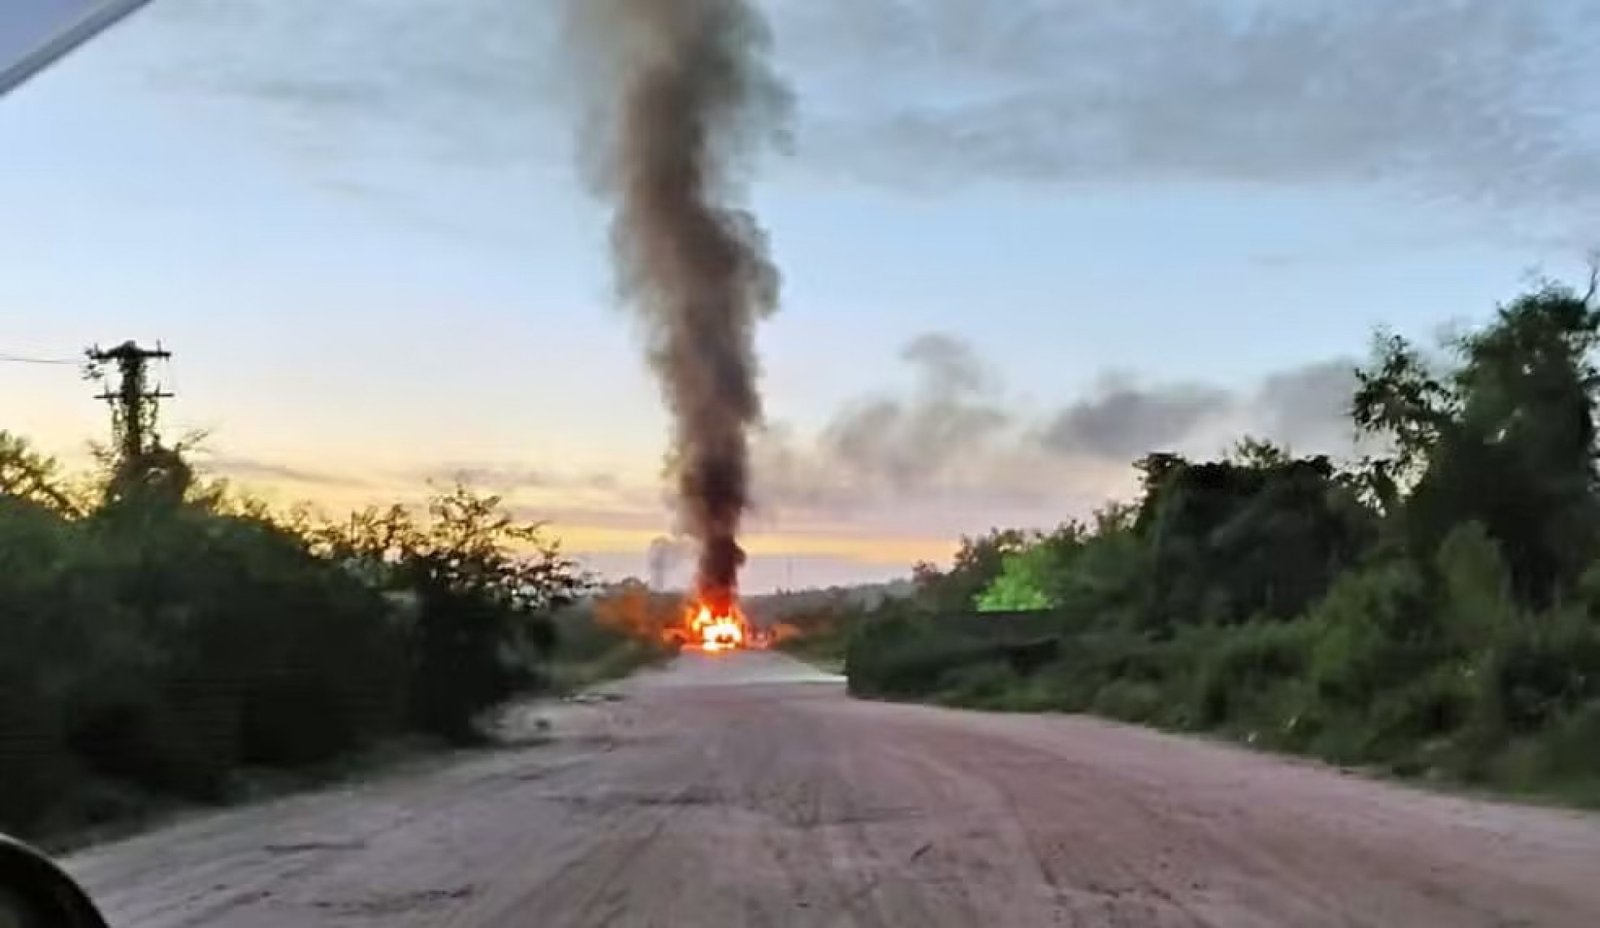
[840,278,1600,805]
[546,580,680,690]
[753,583,912,672]
[0,432,660,844]
[774,632,849,674]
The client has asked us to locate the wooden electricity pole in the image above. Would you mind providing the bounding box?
[87,341,172,463]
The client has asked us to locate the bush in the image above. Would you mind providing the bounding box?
[0,442,587,841]
[1472,608,1600,737]
[97,509,411,773]
[0,679,77,836]
[1188,621,1318,727]
[1434,522,1517,652]
[65,681,228,800]
[1524,701,1600,787]
[1361,663,1476,768]
[936,661,1022,707]
[1306,560,1435,708]
[845,612,999,698]
[1091,679,1165,723]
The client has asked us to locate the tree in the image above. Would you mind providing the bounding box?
[913,528,1030,612]
[0,432,80,515]
[1356,282,1600,606]
[1230,435,1293,469]
[975,523,1085,612]
[390,485,590,740]
[1353,330,1457,483]
[1132,452,1376,629]
[977,545,1054,611]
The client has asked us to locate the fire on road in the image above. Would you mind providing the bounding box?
[686,599,749,651]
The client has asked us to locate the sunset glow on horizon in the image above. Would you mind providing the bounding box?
[5,1,1597,590]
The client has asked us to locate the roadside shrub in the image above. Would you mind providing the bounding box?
[935,661,1021,708]
[1473,608,1600,737]
[845,613,993,698]
[1363,663,1476,766]
[1307,559,1434,708]
[1434,522,1517,652]
[1521,701,1600,788]
[407,573,519,742]
[1189,621,1318,727]
[0,423,604,848]
[0,678,77,835]
[1091,678,1164,723]
[0,449,587,843]
[65,680,227,800]
[95,508,410,774]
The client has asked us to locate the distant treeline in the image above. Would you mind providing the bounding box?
[831,277,1600,804]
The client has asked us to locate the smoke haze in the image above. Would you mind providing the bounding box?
[751,335,1365,524]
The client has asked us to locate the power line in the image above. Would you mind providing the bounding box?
[0,353,79,366]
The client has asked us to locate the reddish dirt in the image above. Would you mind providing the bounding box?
[66,651,1600,927]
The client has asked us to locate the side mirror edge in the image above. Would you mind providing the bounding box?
[0,835,110,928]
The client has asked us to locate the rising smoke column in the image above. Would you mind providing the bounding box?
[567,0,789,610]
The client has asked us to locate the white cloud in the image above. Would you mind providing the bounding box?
[136,0,1600,227]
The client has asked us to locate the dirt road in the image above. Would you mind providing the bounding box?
[67,651,1600,927]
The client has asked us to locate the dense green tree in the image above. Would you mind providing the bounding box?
[1131,449,1376,629]
[913,528,1030,611]
[975,524,1084,612]
[1357,282,1600,606]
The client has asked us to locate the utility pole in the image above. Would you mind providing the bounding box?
[86,341,172,463]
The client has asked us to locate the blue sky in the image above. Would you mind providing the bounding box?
[2,0,1597,590]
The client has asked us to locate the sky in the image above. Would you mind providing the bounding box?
[2,0,1598,591]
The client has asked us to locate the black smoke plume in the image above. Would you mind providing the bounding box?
[567,0,789,610]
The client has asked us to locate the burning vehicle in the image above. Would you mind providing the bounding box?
[686,599,749,651]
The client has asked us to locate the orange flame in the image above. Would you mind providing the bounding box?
[686,598,747,652]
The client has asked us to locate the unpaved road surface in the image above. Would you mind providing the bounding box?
[68,651,1600,927]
